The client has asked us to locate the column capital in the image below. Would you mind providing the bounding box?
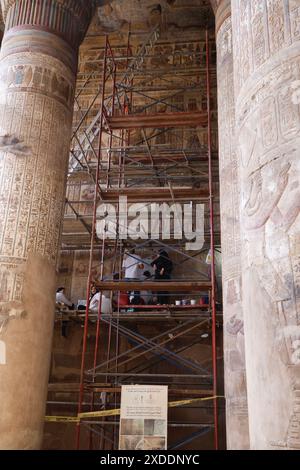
[210,0,230,14]
[1,0,96,49]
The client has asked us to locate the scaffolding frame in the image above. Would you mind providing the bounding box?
[49,26,222,451]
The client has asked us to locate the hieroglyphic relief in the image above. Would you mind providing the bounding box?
[290,1,300,40]
[216,4,249,448]
[0,49,75,322]
[278,83,300,137]
[0,64,74,107]
[266,0,285,54]
[232,0,253,93]
[251,0,268,68]
[0,52,75,108]
[233,0,300,449]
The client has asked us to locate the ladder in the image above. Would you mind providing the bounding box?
[69,27,160,174]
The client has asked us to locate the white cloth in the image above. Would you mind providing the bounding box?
[122,254,144,279]
[56,292,73,307]
[140,271,153,304]
[140,290,153,304]
[89,292,112,314]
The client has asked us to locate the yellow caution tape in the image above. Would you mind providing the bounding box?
[45,416,80,423]
[78,408,121,419]
[45,395,224,423]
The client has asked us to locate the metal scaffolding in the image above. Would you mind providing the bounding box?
[49,26,222,451]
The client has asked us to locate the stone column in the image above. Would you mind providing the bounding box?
[232,0,300,449]
[0,0,94,449]
[213,0,250,449]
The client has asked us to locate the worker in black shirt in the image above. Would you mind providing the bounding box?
[151,250,173,305]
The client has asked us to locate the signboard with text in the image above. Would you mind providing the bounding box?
[119,385,168,450]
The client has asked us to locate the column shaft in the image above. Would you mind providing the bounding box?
[0,0,94,449]
[215,0,250,449]
[232,0,300,450]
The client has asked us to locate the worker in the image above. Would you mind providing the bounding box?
[122,249,144,302]
[56,287,74,309]
[89,285,99,302]
[151,250,173,305]
[89,291,112,314]
[56,287,74,338]
[122,249,144,280]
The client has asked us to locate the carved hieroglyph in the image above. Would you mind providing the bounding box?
[0,0,94,450]
[232,0,300,450]
[216,0,250,450]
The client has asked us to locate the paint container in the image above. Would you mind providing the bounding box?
[175,300,181,306]
[190,299,196,306]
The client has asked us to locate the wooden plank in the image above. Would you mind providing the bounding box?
[116,304,209,309]
[48,383,213,397]
[107,111,207,130]
[100,187,209,202]
[96,281,211,292]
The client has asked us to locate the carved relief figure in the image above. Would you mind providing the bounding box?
[238,78,300,448]
[0,64,74,107]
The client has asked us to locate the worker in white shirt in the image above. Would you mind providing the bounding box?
[122,249,144,280]
[56,287,74,309]
[56,287,74,338]
[89,291,112,314]
[122,250,145,304]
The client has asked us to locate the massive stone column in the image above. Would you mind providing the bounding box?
[213,0,250,449]
[232,0,300,449]
[0,0,94,449]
